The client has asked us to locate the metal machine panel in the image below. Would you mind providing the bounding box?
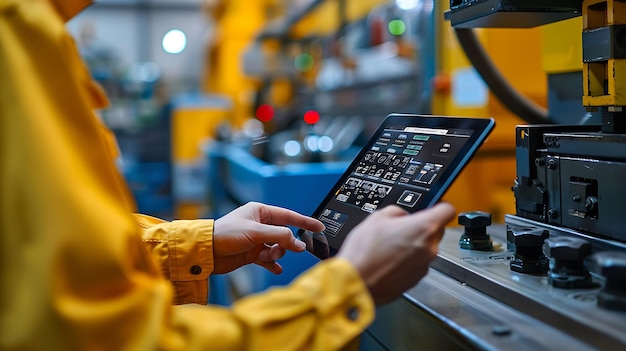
[544,132,626,159]
[550,156,626,242]
[538,132,626,242]
[513,125,600,222]
[446,0,581,28]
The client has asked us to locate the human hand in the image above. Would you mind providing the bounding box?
[337,203,456,305]
[212,202,325,274]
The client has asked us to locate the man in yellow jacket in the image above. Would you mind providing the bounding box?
[0,0,456,350]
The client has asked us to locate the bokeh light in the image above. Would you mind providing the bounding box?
[294,53,314,72]
[162,29,187,54]
[242,119,265,138]
[283,140,302,157]
[303,110,320,124]
[388,19,406,36]
[396,0,420,10]
[304,135,319,152]
[255,104,275,122]
[318,136,334,152]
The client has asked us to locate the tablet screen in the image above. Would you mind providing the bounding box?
[298,114,495,259]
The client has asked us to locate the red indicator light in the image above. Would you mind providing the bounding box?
[256,104,274,122]
[303,110,320,124]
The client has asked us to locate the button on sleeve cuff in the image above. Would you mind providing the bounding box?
[168,219,214,282]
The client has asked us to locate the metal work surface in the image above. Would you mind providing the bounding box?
[367,262,598,350]
[424,219,626,350]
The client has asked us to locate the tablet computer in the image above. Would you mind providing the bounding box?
[297,113,495,259]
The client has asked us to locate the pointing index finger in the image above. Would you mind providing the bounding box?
[258,204,325,233]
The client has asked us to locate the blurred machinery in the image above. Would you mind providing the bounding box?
[206,0,443,215]
[204,0,444,303]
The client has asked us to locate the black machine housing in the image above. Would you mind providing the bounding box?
[513,125,626,243]
[445,0,582,28]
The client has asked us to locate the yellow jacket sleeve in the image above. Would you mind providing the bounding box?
[135,214,214,305]
[0,0,375,350]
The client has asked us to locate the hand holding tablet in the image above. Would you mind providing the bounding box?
[298,113,495,259]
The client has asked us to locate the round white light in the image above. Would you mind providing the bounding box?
[396,0,420,10]
[318,135,334,153]
[304,135,319,152]
[283,140,302,157]
[162,29,187,54]
[242,119,265,138]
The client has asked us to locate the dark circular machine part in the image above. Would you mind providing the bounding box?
[544,236,594,289]
[458,211,494,251]
[508,228,550,275]
[593,251,626,311]
[454,28,553,125]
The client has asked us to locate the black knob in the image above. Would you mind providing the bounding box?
[544,236,593,289]
[593,251,626,311]
[458,211,493,251]
[547,208,558,219]
[508,228,549,275]
[585,196,598,211]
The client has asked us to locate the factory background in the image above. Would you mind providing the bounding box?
[68,0,559,223]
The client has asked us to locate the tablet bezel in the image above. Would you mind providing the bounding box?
[297,113,495,259]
